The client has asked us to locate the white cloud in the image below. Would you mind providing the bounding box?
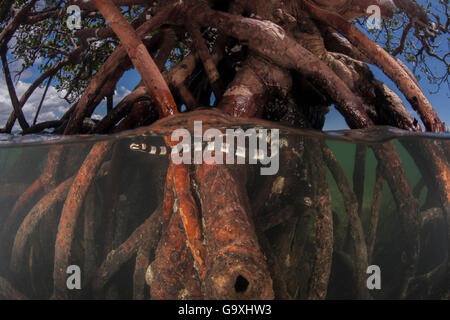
[0,70,138,133]
[0,73,71,132]
[115,86,132,104]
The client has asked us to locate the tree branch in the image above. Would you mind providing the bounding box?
[92,0,178,117]
[0,47,29,131]
[303,1,445,132]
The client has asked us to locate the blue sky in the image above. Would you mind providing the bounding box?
[0,1,448,132]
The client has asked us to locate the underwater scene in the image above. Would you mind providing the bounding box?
[0,116,448,300]
[1,0,450,308]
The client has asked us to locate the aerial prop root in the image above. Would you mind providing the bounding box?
[302,1,445,132]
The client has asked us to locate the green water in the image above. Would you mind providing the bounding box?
[0,126,448,300]
[327,140,422,242]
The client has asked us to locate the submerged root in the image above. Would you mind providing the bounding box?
[0,276,28,300]
[321,143,369,299]
[93,206,163,294]
[194,161,274,300]
[53,141,111,299]
[306,142,333,300]
[10,177,74,274]
[149,208,202,300]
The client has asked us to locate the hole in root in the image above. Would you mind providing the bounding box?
[234,275,249,293]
